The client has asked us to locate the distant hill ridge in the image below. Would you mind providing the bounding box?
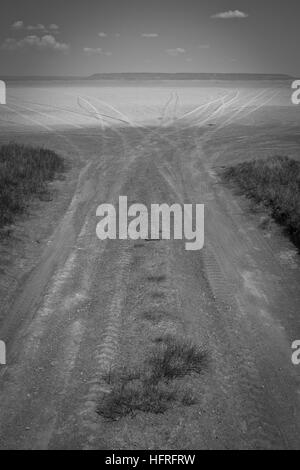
[88,73,293,81]
[3,73,294,81]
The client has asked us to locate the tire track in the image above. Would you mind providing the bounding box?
[78,242,132,449]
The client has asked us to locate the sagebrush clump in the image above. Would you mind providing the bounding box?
[222,156,300,248]
[0,143,65,229]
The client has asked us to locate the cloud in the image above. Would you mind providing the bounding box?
[36,35,68,51]
[84,47,103,55]
[49,24,60,31]
[198,44,210,49]
[141,33,159,38]
[26,24,47,32]
[211,10,248,19]
[11,21,60,34]
[1,35,69,52]
[166,47,186,56]
[98,32,107,37]
[83,47,112,56]
[12,20,24,30]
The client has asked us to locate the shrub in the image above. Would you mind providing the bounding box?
[0,143,65,229]
[222,156,300,248]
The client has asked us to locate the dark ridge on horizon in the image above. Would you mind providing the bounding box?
[88,73,294,81]
[1,72,294,81]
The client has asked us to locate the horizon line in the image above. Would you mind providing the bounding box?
[0,72,295,80]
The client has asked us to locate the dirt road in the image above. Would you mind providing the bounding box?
[0,92,300,449]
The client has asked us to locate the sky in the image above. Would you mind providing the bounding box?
[0,0,299,76]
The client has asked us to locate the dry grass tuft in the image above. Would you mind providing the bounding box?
[222,156,300,249]
[147,335,208,380]
[0,143,66,231]
[97,337,208,421]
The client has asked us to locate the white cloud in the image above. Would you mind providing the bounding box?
[12,20,24,30]
[49,24,59,31]
[142,33,159,38]
[98,32,107,37]
[84,47,102,55]
[84,47,112,56]
[11,21,60,34]
[26,24,47,32]
[211,10,248,19]
[37,35,68,51]
[166,47,186,56]
[1,35,69,52]
[1,38,18,50]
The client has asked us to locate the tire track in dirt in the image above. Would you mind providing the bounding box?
[186,133,300,449]
[78,242,133,449]
[0,103,130,447]
[1,87,299,449]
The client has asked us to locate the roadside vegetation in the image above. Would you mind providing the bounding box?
[222,156,300,249]
[0,143,66,232]
[97,335,208,421]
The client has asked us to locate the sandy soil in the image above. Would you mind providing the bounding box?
[0,81,299,449]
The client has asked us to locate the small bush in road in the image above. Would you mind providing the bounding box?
[147,335,208,381]
[97,337,208,421]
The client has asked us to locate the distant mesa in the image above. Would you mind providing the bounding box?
[87,73,294,81]
[2,73,294,82]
